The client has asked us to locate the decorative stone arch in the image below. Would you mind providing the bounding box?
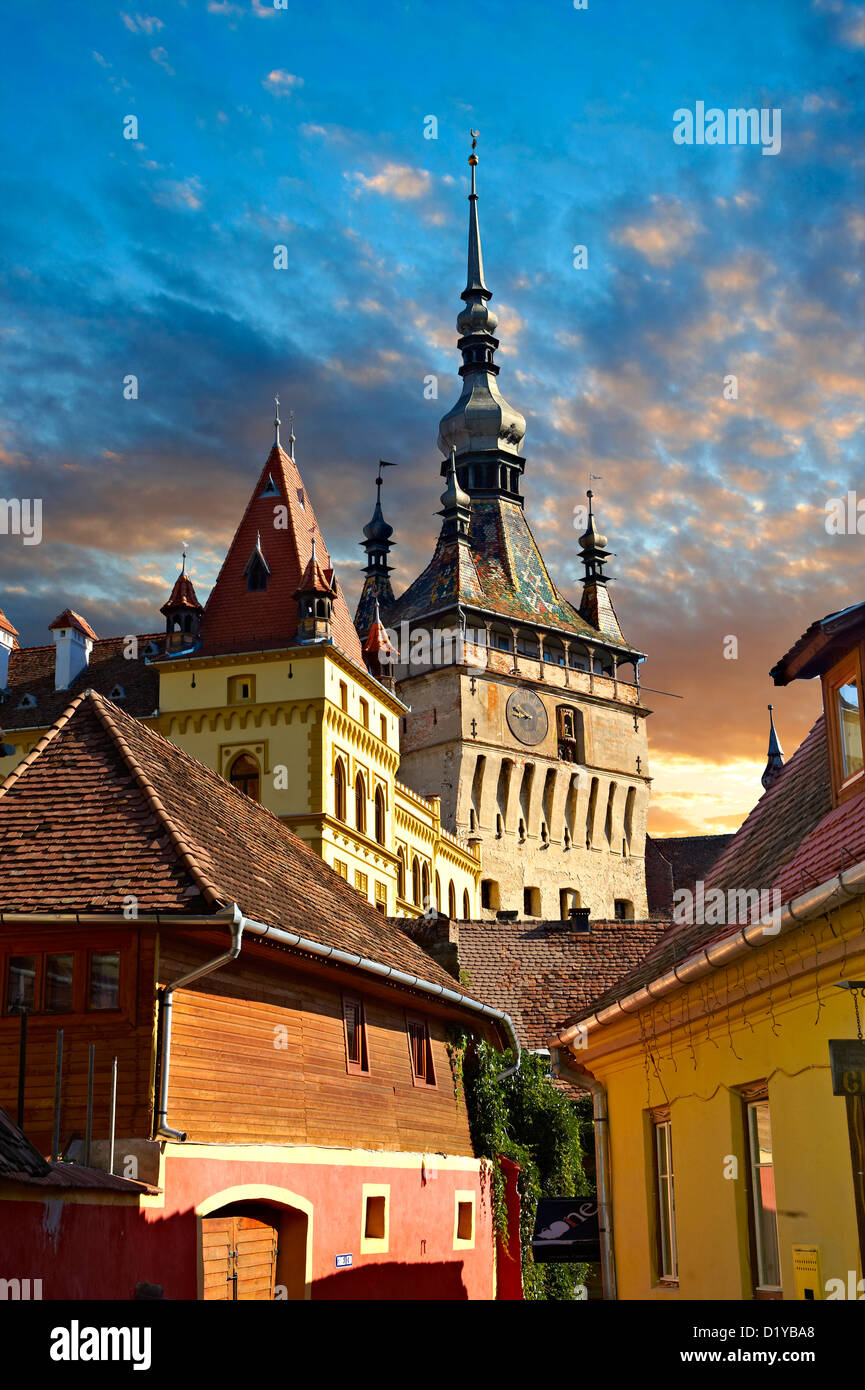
[196,1184,314,1301]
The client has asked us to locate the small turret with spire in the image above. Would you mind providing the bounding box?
[761,704,785,790]
[354,462,396,639]
[161,545,204,652]
[294,535,336,644]
[439,447,472,542]
[577,490,624,643]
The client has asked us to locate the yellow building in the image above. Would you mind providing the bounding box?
[0,420,479,921]
[551,601,865,1300]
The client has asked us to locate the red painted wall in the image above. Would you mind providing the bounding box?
[0,1150,496,1301]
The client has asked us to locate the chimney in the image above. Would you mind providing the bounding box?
[568,907,591,932]
[0,607,18,689]
[48,609,97,690]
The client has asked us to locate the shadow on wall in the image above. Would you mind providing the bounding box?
[313,1260,468,1301]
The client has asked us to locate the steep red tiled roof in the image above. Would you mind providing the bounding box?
[161,572,202,613]
[48,608,99,641]
[567,714,857,1022]
[0,692,477,1000]
[199,444,364,667]
[0,607,19,641]
[1,635,162,731]
[458,918,670,1047]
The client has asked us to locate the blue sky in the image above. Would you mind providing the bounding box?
[1,0,863,832]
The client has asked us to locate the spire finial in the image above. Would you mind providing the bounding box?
[288,409,296,459]
[762,704,785,790]
[181,542,188,575]
[274,395,281,447]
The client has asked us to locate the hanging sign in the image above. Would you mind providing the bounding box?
[531,1197,601,1264]
[828,1040,865,1096]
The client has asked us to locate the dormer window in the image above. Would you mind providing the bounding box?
[17,693,36,710]
[243,534,271,593]
[108,685,126,700]
[837,682,863,780]
[259,473,279,498]
[821,644,865,805]
[143,641,159,658]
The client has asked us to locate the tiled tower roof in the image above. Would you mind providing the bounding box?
[198,442,364,667]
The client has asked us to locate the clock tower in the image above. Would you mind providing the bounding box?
[355,142,651,921]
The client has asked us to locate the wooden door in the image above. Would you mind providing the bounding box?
[202,1213,279,1300]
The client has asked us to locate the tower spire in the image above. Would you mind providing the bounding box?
[288,409,296,460]
[353,461,396,639]
[273,395,281,447]
[761,704,785,790]
[436,135,526,496]
[439,447,472,542]
[577,490,624,643]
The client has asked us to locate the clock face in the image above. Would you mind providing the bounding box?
[506,688,549,746]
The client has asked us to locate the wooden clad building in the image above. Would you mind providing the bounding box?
[0,691,514,1301]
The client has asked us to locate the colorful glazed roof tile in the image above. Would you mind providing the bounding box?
[385,497,637,651]
[0,690,481,1000]
[197,443,364,667]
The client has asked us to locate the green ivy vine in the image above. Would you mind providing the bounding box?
[447,1028,593,1300]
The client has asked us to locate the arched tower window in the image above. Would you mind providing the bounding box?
[448,881,457,918]
[435,872,442,912]
[397,848,406,899]
[374,786,386,845]
[462,889,471,919]
[229,753,260,803]
[412,857,421,907]
[355,773,367,834]
[421,863,430,909]
[334,758,346,821]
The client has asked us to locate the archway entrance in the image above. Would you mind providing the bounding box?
[200,1198,310,1301]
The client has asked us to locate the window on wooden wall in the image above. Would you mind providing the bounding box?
[89,952,120,1010]
[228,753,260,803]
[745,1093,782,1294]
[334,758,346,821]
[652,1114,678,1284]
[4,949,120,1016]
[355,773,367,834]
[374,786,386,845]
[406,1014,435,1086]
[343,996,369,1074]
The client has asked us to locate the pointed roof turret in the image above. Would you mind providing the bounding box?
[437,135,526,494]
[354,463,397,640]
[439,448,472,542]
[577,491,625,643]
[161,547,203,617]
[761,704,785,790]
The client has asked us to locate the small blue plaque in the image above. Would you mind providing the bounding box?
[335,1253,353,1269]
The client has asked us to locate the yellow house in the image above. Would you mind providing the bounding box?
[551,600,865,1300]
[0,424,479,921]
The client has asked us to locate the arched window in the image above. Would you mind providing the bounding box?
[463,889,471,919]
[374,786,386,845]
[435,872,442,912]
[229,753,260,802]
[412,857,421,907]
[355,774,367,834]
[334,758,346,821]
[421,863,430,909]
[397,848,406,899]
[448,881,456,918]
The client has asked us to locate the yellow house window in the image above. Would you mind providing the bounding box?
[228,675,256,704]
[355,869,369,896]
[375,881,387,915]
[359,698,369,728]
[333,858,348,880]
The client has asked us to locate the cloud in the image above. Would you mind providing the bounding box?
[154,176,204,209]
[349,164,432,200]
[121,12,164,33]
[150,46,175,75]
[614,196,702,266]
[262,70,303,97]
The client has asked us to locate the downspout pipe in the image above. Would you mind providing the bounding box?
[155,907,244,1141]
[552,1046,617,1301]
